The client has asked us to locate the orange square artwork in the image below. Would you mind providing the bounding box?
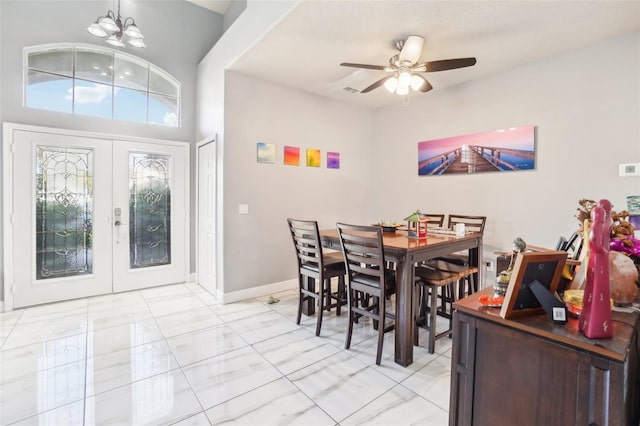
[284,146,300,166]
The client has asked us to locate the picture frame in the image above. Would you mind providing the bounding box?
[499,250,567,319]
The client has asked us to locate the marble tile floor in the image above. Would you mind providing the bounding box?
[0,283,453,425]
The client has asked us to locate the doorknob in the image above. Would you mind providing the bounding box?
[114,207,122,226]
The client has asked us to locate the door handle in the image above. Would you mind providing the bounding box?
[114,207,122,227]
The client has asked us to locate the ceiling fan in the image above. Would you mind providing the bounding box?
[340,35,476,95]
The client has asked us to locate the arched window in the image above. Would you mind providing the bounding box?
[24,44,180,127]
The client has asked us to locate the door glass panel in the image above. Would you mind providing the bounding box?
[129,153,171,268]
[36,146,93,279]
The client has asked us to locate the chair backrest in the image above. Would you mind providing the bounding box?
[287,218,324,271]
[422,213,445,227]
[336,223,388,290]
[555,232,583,261]
[447,214,487,233]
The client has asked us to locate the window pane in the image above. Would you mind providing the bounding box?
[148,94,178,127]
[26,70,73,113]
[114,87,148,123]
[149,67,179,97]
[27,47,73,77]
[36,146,93,280]
[129,153,171,268]
[114,54,148,91]
[73,79,113,119]
[76,48,113,85]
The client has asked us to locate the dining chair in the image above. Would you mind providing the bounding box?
[422,213,446,228]
[414,265,461,353]
[287,218,346,336]
[434,214,487,294]
[337,222,396,365]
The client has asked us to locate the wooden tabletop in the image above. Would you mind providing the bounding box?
[454,287,639,362]
[320,228,481,251]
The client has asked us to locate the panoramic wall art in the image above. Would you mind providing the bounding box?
[418,125,535,176]
[256,142,276,164]
[284,146,300,166]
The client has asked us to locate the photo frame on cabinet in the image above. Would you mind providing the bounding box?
[500,250,567,319]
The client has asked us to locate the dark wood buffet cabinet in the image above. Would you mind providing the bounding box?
[449,288,640,426]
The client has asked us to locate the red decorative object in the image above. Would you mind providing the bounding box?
[579,199,613,339]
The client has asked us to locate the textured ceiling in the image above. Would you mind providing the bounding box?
[227,0,640,109]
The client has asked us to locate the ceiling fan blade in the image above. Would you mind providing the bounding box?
[422,57,476,72]
[413,74,433,93]
[361,76,392,93]
[398,35,424,65]
[340,62,387,71]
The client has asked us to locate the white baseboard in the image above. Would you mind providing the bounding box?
[0,300,4,313]
[189,272,197,283]
[219,279,297,304]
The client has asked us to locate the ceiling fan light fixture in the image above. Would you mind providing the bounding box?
[410,74,425,91]
[398,71,411,87]
[396,84,409,96]
[384,77,398,93]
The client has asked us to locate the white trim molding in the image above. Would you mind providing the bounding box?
[218,279,296,304]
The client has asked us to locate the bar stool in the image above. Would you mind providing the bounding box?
[414,265,461,353]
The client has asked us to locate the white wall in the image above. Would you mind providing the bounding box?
[196,0,301,296]
[223,71,373,292]
[371,32,640,286]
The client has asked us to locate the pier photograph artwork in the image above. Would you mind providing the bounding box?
[418,125,535,176]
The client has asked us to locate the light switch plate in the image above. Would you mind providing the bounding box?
[238,204,249,214]
[619,163,640,177]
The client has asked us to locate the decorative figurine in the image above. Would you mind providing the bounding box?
[494,237,527,297]
[579,199,613,339]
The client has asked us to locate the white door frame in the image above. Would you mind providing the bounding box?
[196,135,219,298]
[2,122,190,310]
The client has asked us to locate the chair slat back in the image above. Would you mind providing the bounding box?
[287,219,324,270]
[336,223,387,287]
[447,214,486,233]
[422,214,445,227]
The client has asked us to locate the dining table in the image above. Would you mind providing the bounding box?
[320,227,483,367]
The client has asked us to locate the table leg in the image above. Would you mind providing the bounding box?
[302,276,315,316]
[394,256,414,367]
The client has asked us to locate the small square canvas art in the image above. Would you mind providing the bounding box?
[327,152,340,169]
[257,142,276,163]
[306,149,321,167]
[284,146,300,166]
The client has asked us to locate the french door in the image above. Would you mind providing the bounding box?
[5,127,188,308]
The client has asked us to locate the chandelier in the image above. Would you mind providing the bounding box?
[87,0,146,48]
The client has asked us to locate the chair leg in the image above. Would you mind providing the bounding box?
[296,276,304,325]
[345,288,354,349]
[428,284,438,354]
[376,298,385,365]
[336,275,345,316]
[316,278,324,336]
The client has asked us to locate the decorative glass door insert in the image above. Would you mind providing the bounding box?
[36,146,94,279]
[129,153,171,268]
[6,127,188,308]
